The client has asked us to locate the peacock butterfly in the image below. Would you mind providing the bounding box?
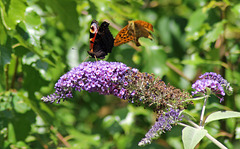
[88,20,114,59]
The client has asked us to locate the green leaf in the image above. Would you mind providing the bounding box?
[186,9,208,34]
[22,65,48,93]
[13,93,31,114]
[1,0,27,29]
[0,18,7,45]
[43,0,80,33]
[14,46,29,57]
[12,111,34,141]
[182,126,207,149]
[24,10,42,49]
[201,20,226,50]
[181,111,197,122]
[0,45,11,65]
[0,45,12,72]
[68,128,101,147]
[18,92,54,125]
[205,111,240,125]
[8,122,16,143]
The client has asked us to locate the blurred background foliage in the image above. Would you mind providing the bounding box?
[0,0,240,148]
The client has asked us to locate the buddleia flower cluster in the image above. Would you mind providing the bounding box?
[41,61,192,145]
[138,108,183,146]
[192,72,233,102]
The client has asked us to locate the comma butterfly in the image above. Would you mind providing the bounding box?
[114,20,154,47]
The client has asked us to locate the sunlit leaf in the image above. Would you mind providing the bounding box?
[68,128,101,147]
[182,126,207,149]
[8,122,16,143]
[205,111,240,125]
[13,93,31,113]
[0,18,7,45]
[24,10,42,49]
[201,20,226,50]
[1,0,27,29]
[186,9,207,34]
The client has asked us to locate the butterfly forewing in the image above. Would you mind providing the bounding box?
[89,20,99,52]
[114,25,134,47]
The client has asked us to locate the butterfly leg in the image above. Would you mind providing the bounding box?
[83,55,90,62]
[94,55,98,61]
[135,37,141,46]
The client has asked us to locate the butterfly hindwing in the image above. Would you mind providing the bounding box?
[96,22,114,54]
[114,20,154,47]
[88,20,114,59]
[134,20,154,32]
[128,20,153,46]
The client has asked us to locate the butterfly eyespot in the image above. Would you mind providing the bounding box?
[90,23,98,33]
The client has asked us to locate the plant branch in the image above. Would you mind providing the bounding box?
[166,61,192,83]
[5,64,9,91]
[50,126,71,147]
[200,96,208,126]
[11,56,19,89]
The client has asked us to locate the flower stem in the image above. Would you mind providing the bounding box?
[200,96,208,126]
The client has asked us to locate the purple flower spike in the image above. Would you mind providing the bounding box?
[42,61,191,114]
[192,72,233,102]
[138,108,183,146]
[41,61,136,103]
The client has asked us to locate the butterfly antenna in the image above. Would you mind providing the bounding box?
[83,55,90,62]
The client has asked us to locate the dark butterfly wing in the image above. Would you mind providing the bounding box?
[88,21,114,59]
[89,20,99,51]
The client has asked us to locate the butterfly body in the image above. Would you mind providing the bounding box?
[88,20,114,59]
[114,20,154,47]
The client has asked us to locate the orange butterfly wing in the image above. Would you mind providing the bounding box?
[114,25,134,47]
[128,20,154,46]
[114,20,154,47]
[134,20,154,32]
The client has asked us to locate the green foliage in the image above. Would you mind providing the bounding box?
[0,0,240,148]
[205,111,240,124]
[182,126,207,149]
